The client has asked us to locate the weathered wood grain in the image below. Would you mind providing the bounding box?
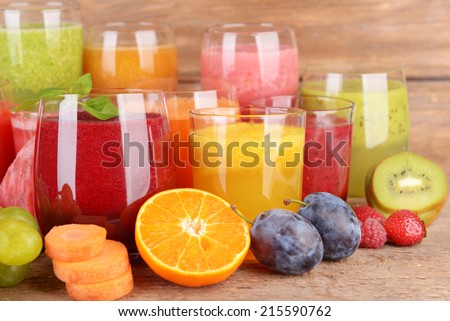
[77,0,450,78]
[1,80,449,301]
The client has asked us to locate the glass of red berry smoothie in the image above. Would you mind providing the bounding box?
[252,95,354,200]
[0,79,15,182]
[34,90,176,251]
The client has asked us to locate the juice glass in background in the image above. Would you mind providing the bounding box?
[83,21,178,91]
[166,89,239,188]
[189,107,306,231]
[201,23,299,106]
[301,66,409,198]
[0,79,15,182]
[251,95,354,200]
[34,90,176,251]
[0,0,83,152]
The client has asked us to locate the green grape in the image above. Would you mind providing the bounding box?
[0,218,43,266]
[0,207,39,230]
[0,262,30,287]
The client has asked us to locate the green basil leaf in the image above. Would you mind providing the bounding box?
[15,88,66,111]
[14,99,39,111]
[82,96,118,120]
[69,73,92,96]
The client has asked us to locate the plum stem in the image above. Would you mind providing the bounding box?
[283,199,309,207]
[230,205,253,225]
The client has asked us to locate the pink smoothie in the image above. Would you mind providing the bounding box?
[201,44,299,106]
[35,111,175,250]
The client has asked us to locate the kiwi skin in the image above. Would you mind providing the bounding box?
[365,152,448,226]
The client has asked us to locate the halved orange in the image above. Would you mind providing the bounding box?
[135,188,250,287]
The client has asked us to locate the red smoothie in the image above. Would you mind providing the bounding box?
[303,114,353,200]
[0,102,15,182]
[35,111,175,250]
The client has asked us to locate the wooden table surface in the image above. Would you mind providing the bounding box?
[1,80,449,301]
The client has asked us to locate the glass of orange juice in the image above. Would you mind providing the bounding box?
[189,107,306,228]
[166,89,239,188]
[83,21,178,90]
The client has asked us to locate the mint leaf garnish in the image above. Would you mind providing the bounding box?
[69,73,92,95]
[80,96,119,120]
[15,73,119,121]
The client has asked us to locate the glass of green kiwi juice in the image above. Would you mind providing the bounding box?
[301,65,410,198]
[0,0,83,152]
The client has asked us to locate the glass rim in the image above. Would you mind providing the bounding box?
[90,88,166,96]
[165,88,236,96]
[189,106,306,118]
[303,63,405,76]
[251,95,355,113]
[86,21,174,33]
[206,22,295,35]
[0,1,79,13]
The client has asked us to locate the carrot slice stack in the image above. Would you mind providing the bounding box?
[66,266,134,301]
[52,240,130,284]
[44,224,133,300]
[45,224,107,262]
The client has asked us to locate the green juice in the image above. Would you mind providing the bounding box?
[0,23,83,103]
[301,79,409,197]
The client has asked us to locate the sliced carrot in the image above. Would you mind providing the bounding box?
[65,265,133,301]
[45,224,106,262]
[52,240,130,284]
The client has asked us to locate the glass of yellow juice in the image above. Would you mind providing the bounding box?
[189,107,306,258]
[301,65,409,198]
[83,21,178,91]
[166,89,239,188]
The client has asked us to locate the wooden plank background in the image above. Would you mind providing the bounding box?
[78,0,450,79]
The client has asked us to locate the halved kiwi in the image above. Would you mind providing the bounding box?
[366,151,447,226]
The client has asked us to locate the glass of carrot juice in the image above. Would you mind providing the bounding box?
[166,89,239,188]
[83,21,178,91]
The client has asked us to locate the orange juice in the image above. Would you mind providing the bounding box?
[83,45,178,90]
[167,95,238,187]
[191,122,304,222]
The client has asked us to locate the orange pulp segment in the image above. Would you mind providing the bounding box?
[135,188,250,287]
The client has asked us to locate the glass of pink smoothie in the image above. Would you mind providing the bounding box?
[201,23,299,106]
[252,95,354,200]
[34,90,176,251]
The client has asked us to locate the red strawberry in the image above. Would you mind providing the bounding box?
[360,218,387,249]
[353,206,386,226]
[384,210,426,246]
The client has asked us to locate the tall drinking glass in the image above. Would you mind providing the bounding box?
[83,21,178,91]
[1,0,83,152]
[201,23,299,106]
[0,79,15,182]
[301,66,409,198]
[189,107,306,224]
[166,89,239,188]
[34,90,176,251]
[252,95,354,200]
